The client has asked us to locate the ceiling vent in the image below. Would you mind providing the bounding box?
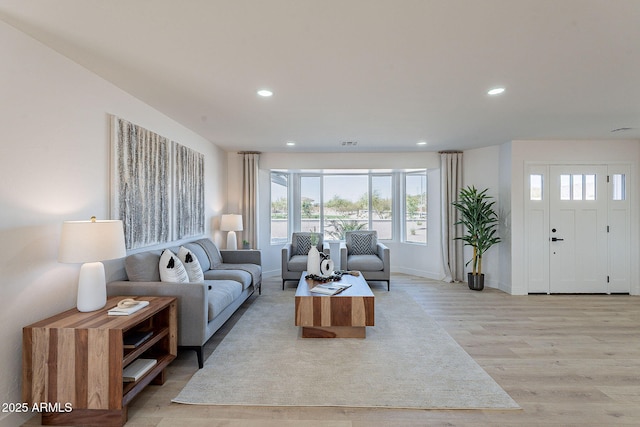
[341,141,358,146]
[611,127,633,133]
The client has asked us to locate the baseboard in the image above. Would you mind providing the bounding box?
[393,267,442,281]
[263,269,281,278]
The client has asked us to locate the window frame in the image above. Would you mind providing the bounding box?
[270,169,428,245]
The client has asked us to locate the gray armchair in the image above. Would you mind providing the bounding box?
[340,230,390,290]
[282,232,330,289]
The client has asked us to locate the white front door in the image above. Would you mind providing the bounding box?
[548,165,608,293]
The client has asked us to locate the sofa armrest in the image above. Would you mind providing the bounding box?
[106,280,208,346]
[220,249,261,265]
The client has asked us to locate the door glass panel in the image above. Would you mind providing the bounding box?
[612,174,626,200]
[530,174,543,200]
[572,175,583,200]
[560,175,571,200]
[585,174,596,200]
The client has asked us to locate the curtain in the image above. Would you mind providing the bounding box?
[241,152,259,249]
[440,151,464,282]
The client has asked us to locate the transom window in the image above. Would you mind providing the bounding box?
[560,174,596,201]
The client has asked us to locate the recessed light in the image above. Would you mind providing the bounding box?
[257,89,273,97]
[417,141,427,146]
[285,141,296,146]
[487,87,505,96]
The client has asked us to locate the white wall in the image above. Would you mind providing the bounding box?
[462,145,503,289]
[509,139,640,295]
[0,21,226,427]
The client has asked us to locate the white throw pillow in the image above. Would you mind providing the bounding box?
[178,246,205,283]
[159,249,189,283]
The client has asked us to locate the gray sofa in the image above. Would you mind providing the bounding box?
[107,238,261,368]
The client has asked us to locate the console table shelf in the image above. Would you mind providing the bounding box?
[23,296,177,426]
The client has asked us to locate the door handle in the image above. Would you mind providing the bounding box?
[551,237,564,242]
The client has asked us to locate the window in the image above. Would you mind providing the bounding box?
[270,172,289,243]
[323,174,369,240]
[612,174,626,201]
[529,174,543,201]
[270,170,424,243]
[371,175,393,239]
[405,171,427,244]
[560,174,596,201]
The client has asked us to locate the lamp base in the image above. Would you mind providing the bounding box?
[77,261,107,312]
[226,231,238,250]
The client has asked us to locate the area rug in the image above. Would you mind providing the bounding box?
[172,289,520,410]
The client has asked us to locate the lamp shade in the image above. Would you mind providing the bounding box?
[58,219,126,263]
[220,214,243,232]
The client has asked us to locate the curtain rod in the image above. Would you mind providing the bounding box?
[238,151,261,154]
[438,150,463,154]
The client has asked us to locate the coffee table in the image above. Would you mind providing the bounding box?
[294,271,375,338]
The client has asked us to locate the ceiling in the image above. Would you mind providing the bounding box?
[1,0,639,153]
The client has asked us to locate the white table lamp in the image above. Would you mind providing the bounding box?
[220,214,243,250]
[58,217,126,312]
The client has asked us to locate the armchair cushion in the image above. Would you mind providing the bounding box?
[346,231,378,254]
[288,254,310,271]
[349,233,376,255]
[347,254,385,271]
[292,232,323,255]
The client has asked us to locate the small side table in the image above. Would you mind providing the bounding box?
[22,296,177,426]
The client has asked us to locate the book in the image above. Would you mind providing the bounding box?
[123,358,157,382]
[108,300,150,316]
[123,330,153,349]
[310,283,352,295]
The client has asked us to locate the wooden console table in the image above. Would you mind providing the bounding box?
[22,296,177,426]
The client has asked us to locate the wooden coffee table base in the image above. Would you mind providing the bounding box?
[295,272,374,338]
[301,326,366,338]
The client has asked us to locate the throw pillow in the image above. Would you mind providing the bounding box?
[295,234,312,255]
[178,246,205,283]
[159,249,189,283]
[350,233,376,255]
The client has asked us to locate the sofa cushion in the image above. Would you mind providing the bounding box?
[207,280,242,321]
[194,238,223,268]
[203,269,252,290]
[182,242,211,271]
[178,246,205,283]
[347,254,384,271]
[287,254,309,272]
[159,250,189,283]
[124,250,162,282]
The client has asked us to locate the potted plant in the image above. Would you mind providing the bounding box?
[452,186,501,291]
[242,239,250,250]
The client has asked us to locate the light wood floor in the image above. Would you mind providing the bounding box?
[26,274,640,426]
